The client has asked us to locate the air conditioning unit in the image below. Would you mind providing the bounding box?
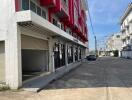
[57,22,61,29]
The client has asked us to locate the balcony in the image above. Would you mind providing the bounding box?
[61,0,69,16]
[129,18,132,23]
[15,0,87,44]
[71,21,88,42]
[81,10,87,21]
[77,16,88,42]
[16,10,87,47]
[121,33,127,40]
[16,0,69,32]
[122,44,132,51]
[124,21,129,28]
[121,27,126,32]
[53,0,69,18]
[40,0,56,7]
[81,33,88,42]
[75,28,87,42]
[16,0,48,19]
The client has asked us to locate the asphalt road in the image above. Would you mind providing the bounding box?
[1,57,132,100]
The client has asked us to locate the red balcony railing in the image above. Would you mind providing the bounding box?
[81,10,87,21]
[61,0,69,16]
[40,0,56,7]
[48,0,69,18]
[15,0,20,11]
[60,0,74,28]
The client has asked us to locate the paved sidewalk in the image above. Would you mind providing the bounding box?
[1,57,132,100]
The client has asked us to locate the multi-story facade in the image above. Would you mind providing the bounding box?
[106,33,122,56]
[0,0,88,90]
[120,3,132,58]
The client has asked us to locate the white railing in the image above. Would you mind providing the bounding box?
[21,0,47,19]
[121,33,127,40]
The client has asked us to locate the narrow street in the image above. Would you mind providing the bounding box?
[1,57,132,100]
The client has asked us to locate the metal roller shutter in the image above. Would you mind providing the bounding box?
[0,41,5,82]
[21,35,48,50]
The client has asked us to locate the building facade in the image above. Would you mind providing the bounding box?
[120,3,132,58]
[0,0,88,90]
[106,33,122,57]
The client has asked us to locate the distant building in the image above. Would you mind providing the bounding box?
[98,48,106,57]
[120,3,132,58]
[106,33,122,56]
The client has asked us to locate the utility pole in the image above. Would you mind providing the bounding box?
[87,1,97,56]
[94,36,98,57]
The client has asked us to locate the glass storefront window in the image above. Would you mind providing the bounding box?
[54,43,65,69]
[75,47,78,61]
[79,48,82,59]
[67,46,73,64]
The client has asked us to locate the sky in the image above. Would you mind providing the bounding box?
[87,0,132,50]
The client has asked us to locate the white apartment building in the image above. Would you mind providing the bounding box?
[0,0,88,91]
[106,33,122,56]
[120,3,132,58]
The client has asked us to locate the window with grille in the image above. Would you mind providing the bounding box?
[30,1,36,12]
[22,0,29,10]
[42,10,47,19]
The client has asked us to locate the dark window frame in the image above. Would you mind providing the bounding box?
[22,0,29,10]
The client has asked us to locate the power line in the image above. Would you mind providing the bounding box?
[87,1,96,37]
[87,1,98,56]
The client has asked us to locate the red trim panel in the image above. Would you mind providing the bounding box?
[15,0,20,11]
[40,0,56,6]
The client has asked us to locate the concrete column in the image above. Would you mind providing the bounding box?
[73,46,75,62]
[65,43,68,66]
[48,38,55,72]
[78,47,80,61]
[118,50,121,57]
[6,26,22,89]
[84,48,87,58]
[82,49,85,59]
[0,0,22,89]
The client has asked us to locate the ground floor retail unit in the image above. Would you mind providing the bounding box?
[0,25,87,91]
[121,50,132,59]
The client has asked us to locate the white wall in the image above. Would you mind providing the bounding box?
[121,51,132,58]
[0,0,22,89]
[106,33,122,51]
[121,9,132,30]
